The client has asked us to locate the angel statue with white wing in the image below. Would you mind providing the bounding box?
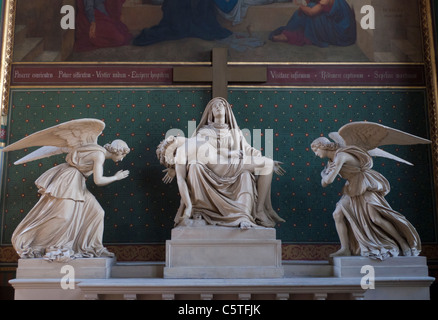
[311,122,431,260]
[3,119,130,262]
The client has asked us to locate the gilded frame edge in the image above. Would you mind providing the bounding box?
[420,0,438,237]
[0,0,14,117]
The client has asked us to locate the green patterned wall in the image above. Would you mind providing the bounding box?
[1,88,436,245]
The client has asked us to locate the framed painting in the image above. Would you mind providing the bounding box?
[3,0,426,63]
[1,0,434,90]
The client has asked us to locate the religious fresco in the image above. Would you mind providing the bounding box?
[10,0,423,63]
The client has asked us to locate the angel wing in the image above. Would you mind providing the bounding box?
[3,118,105,164]
[333,121,431,150]
[13,146,70,165]
[367,148,414,166]
[329,121,431,166]
[328,131,346,147]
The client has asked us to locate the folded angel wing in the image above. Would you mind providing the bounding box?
[3,118,105,164]
[328,131,346,147]
[13,146,70,165]
[368,148,414,166]
[330,121,431,166]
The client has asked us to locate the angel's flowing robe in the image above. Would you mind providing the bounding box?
[11,145,113,262]
[331,146,421,260]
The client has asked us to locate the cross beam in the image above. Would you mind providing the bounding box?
[173,48,267,100]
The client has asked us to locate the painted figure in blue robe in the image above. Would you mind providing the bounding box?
[215,0,275,26]
[270,0,356,47]
[133,0,232,46]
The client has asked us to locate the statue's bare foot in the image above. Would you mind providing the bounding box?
[400,241,412,256]
[255,213,275,228]
[34,250,44,258]
[193,212,202,220]
[240,221,252,230]
[176,217,191,227]
[182,205,192,219]
[329,248,351,257]
[100,248,115,258]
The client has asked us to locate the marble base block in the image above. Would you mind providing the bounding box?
[10,258,116,300]
[333,256,429,278]
[164,226,284,279]
[16,257,116,279]
[333,256,435,300]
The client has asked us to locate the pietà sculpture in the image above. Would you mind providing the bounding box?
[157,97,286,229]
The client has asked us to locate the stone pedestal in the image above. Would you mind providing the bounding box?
[164,226,284,279]
[16,257,115,279]
[10,258,115,300]
[333,256,435,300]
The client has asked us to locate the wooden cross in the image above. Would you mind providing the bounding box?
[173,48,267,100]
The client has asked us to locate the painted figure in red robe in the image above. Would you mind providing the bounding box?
[75,0,132,52]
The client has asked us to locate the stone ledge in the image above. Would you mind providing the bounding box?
[9,258,435,300]
[76,277,366,300]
